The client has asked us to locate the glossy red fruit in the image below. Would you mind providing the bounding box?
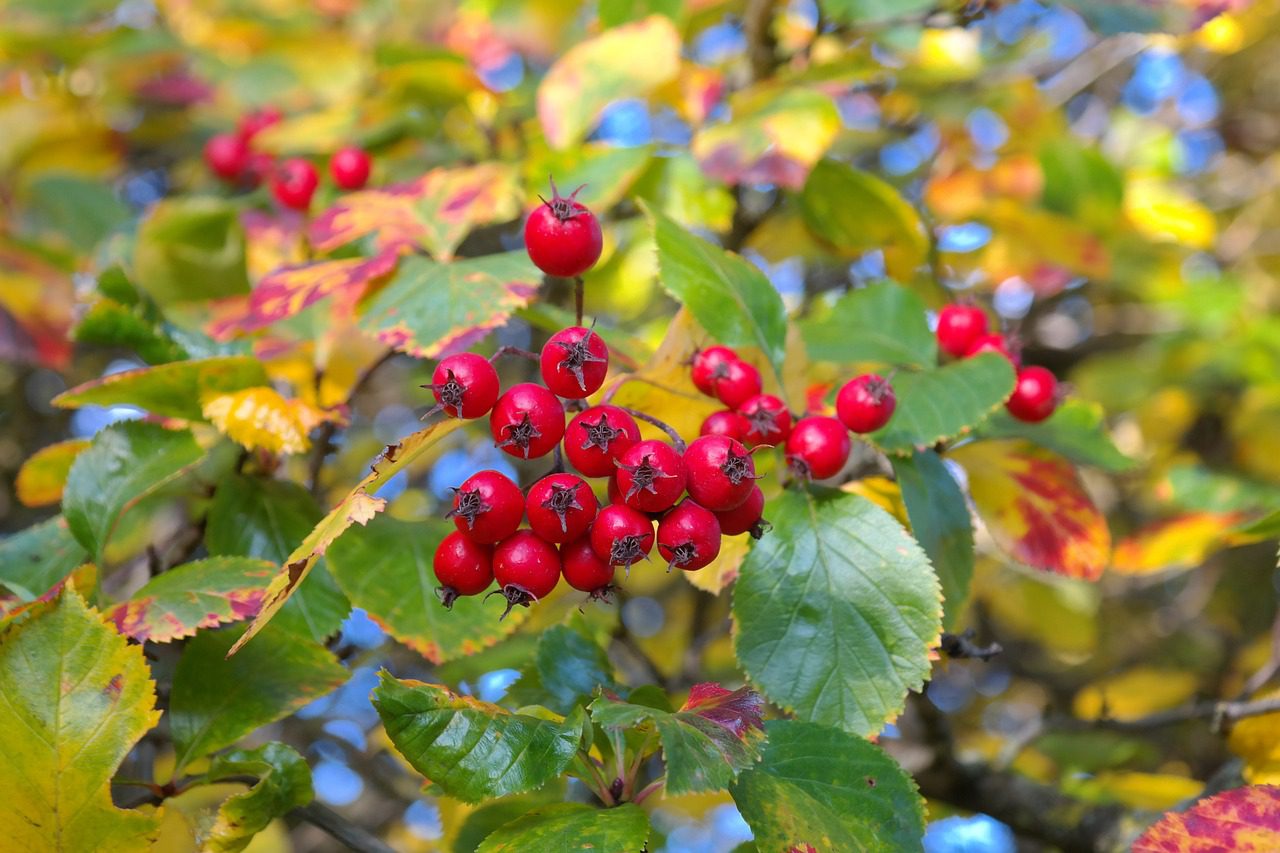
[713,485,768,538]
[526,473,598,544]
[836,374,896,434]
[739,394,792,447]
[699,410,750,443]
[590,503,655,572]
[683,434,756,511]
[936,305,989,358]
[492,530,561,616]
[561,537,615,598]
[448,470,524,544]
[429,353,500,419]
[204,133,249,181]
[691,346,740,397]
[433,531,494,608]
[786,416,852,480]
[271,158,319,211]
[1006,365,1059,423]
[540,326,609,398]
[237,106,282,142]
[657,499,722,572]
[615,440,686,513]
[330,146,371,190]
[564,405,640,478]
[714,360,762,409]
[490,383,566,460]
[966,332,1018,365]
[524,178,603,278]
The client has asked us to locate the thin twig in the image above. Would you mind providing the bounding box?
[612,405,687,452]
[488,345,539,364]
[939,629,1003,662]
[1081,695,1280,734]
[292,801,396,853]
[574,275,584,327]
[309,349,397,497]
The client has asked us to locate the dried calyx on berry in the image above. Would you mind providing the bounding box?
[541,324,609,398]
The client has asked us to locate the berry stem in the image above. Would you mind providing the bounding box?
[631,776,665,805]
[574,275,584,327]
[488,345,539,364]
[613,405,687,452]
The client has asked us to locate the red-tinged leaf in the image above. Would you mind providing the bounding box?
[15,439,91,507]
[693,87,841,189]
[681,683,766,740]
[951,440,1110,581]
[241,209,306,281]
[108,557,274,643]
[1133,785,1280,852]
[1,563,97,625]
[53,355,269,421]
[0,241,75,369]
[1112,511,1249,576]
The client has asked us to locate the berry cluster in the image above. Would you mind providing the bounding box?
[203,106,371,211]
[936,304,1061,423]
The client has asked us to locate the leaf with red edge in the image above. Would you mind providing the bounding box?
[951,440,1110,581]
[15,439,90,507]
[1112,511,1249,576]
[109,556,273,643]
[0,241,75,369]
[1133,785,1280,852]
[241,209,306,281]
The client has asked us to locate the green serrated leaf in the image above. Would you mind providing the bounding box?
[53,356,269,421]
[893,450,973,631]
[733,489,941,735]
[509,624,618,715]
[801,282,936,368]
[976,400,1134,473]
[373,672,585,804]
[730,719,925,852]
[872,354,1016,454]
[477,803,650,853]
[73,299,188,365]
[108,556,274,643]
[199,742,313,853]
[452,788,567,853]
[0,516,88,600]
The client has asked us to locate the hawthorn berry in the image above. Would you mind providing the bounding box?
[271,158,319,211]
[564,405,640,478]
[524,178,602,278]
[561,537,615,599]
[433,531,494,608]
[615,439,686,513]
[1006,365,1059,423]
[657,499,722,572]
[836,374,896,434]
[966,332,1018,365]
[683,434,756,511]
[204,133,249,181]
[786,416,852,480]
[244,151,275,189]
[714,359,762,410]
[428,352,500,419]
[492,530,562,616]
[936,305,989,358]
[330,146,372,190]
[590,503,655,572]
[699,410,751,443]
[540,326,609,398]
[713,485,768,538]
[526,473,598,544]
[237,106,282,142]
[448,470,524,544]
[691,346,739,397]
[739,394,792,447]
[490,383,566,459]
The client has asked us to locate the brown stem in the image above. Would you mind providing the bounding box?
[631,777,665,805]
[574,275,584,327]
[488,345,539,364]
[1071,694,1280,734]
[612,405,686,452]
[293,801,397,853]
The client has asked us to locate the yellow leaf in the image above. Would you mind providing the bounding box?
[1073,668,1199,721]
[202,387,335,455]
[1065,771,1202,810]
[684,534,749,594]
[15,438,91,507]
[1112,511,1247,576]
[1125,175,1217,249]
[1228,689,1280,784]
[916,28,982,79]
[842,477,909,527]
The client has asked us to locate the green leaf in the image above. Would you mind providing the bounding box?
[598,0,682,28]
[200,742,314,853]
[73,299,188,365]
[477,803,650,853]
[206,474,350,643]
[591,683,766,795]
[800,282,937,368]
[169,625,347,774]
[872,354,1016,454]
[0,589,161,851]
[133,196,250,305]
[53,356,269,421]
[733,490,941,735]
[0,516,88,599]
[25,173,130,252]
[730,719,925,852]
[976,400,1135,473]
[893,450,973,632]
[1237,510,1280,540]
[648,203,788,378]
[1060,0,1177,34]
[1039,138,1124,227]
[359,252,542,359]
[107,556,275,643]
[508,625,618,715]
[819,0,933,25]
[63,421,205,564]
[327,516,521,663]
[453,790,567,853]
[1163,465,1280,514]
[373,672,585,804]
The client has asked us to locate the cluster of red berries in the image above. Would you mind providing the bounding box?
[203,106,371,211]
[935,304,1060,423]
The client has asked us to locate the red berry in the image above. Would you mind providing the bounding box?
[524,178,602,278]
[433,531,494,608]
[683,434,756,511]
[490,383,566,460]
[271,158,319,211]
[691,346,739,397]
[492,530,561,616]
[204,133,249,181]
[786,416,852,480]
[590,503,655,572]
[564,405,640,478]
[1006,365,1059,423]
[739,394,792,447]
[429,353,500,419]
[614,440,686,513]
[561,537,615,598]
[448,470,524,544]
[713,485,768,538]
[700,410,750,443]
[244,151,275,189]
[714,360,762,409]
[540,326,609,398]
[330,146,371,190]
[237,106,282,142]
[966,332,1018,365]
[526,473,598,544]
[936,305,989,358]
[657,499,722,572]
[836,374,896,434]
